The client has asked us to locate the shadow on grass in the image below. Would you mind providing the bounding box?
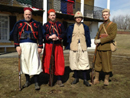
[71,69,113,82]
[22,68,113,88]
[70,69,91,81]
[98,71,113,81]
[30,66,72,86]
[89,69,113,82]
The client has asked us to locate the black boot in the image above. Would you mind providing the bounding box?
[23,74,31,88]
[83,80,91,87]
[23,81,31,88]
[71,70,79,84]
[71,78,79,84]
[34,75,40,90]
[35,82,40,90]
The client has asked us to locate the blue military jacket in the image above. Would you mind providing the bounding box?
[11,19,43,48]
[43,21,66,44]
[65,23,91,49]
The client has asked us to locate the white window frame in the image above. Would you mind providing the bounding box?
[0,14,10,42]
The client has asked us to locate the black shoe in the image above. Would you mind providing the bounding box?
[71,78,79,84]
[84,80,91,87]
[35,83,40,90]
[23,81,31,88]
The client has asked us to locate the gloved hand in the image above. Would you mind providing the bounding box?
[94,39,101,44]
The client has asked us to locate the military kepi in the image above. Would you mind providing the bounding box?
[102,9,110,13]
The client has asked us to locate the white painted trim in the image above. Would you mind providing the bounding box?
[0,45,14,47]
[0,40,11,42]
[80,0,84,22]
[107,0,110,9]
[43,0,47,25]
[0,45,14,53]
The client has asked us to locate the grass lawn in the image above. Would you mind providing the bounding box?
[0,34,130,98]
[0,55,130,98]
[113,34,130,55]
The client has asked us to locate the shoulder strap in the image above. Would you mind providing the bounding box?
[51,25,59,35]
[99,24,103,32]
[24,22,33,32]
[106,21,112,30]
[103,21,113,34]
[97,24,103,38]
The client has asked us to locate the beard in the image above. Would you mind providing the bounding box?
[51,18,56,22]
[25,17,31,21]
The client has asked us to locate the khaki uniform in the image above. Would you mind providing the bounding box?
[69,23,90,70]
[70,23,87,51]
[95,20,117,72]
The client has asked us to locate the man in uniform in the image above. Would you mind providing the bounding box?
[66,11,91,86]
[12,7,43,90]
[42,9,65,87]
[94,9,117,86]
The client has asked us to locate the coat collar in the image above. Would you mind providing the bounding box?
[103,19,111,24]
[70,22,85,27]
[49,21,57,25]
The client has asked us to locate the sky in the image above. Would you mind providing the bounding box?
[94,0,130,19]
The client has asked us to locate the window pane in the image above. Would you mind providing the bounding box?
[0,29,1,39]
[0,15,8,41]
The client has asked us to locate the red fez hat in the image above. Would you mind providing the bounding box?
[48,9,55,14]
[24,7,32,12]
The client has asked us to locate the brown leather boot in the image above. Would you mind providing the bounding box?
[104,75,109,86]
[56,80,64,87]
[94,72,99,85]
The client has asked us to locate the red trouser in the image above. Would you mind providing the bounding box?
[42,43,65,76]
